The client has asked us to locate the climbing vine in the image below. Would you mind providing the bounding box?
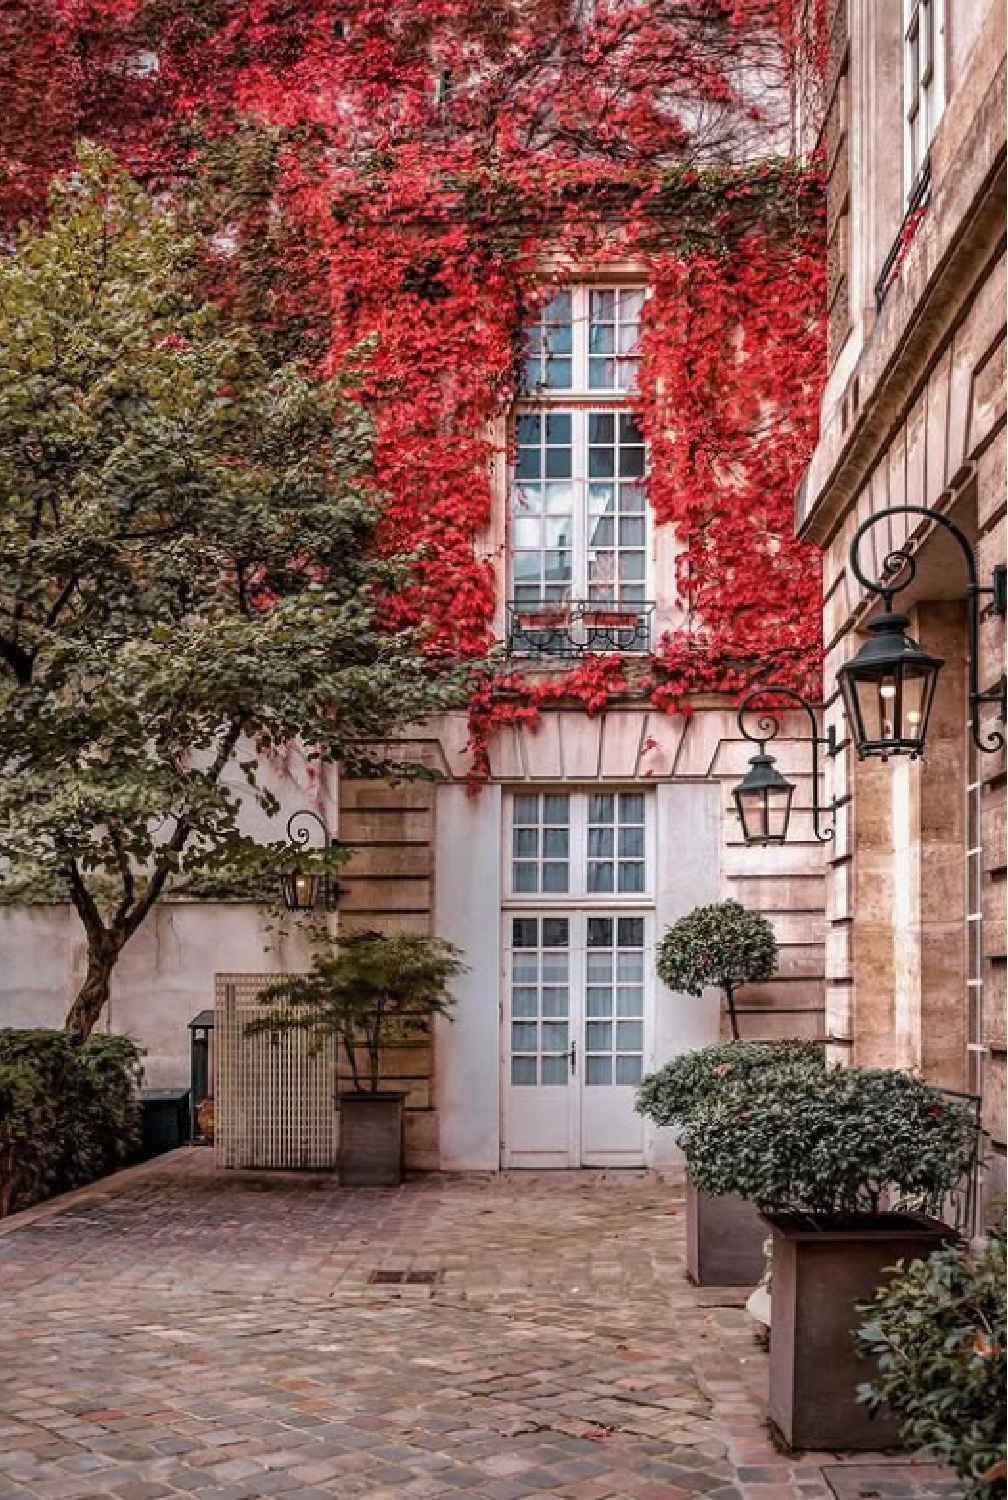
[0,0,828,781]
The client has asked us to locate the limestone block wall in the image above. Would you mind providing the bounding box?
[797,7,1007,1212]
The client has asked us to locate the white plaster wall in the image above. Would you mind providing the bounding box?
[433,782,503,1170]
[0,747,337,1086]
[648,781,723,1171]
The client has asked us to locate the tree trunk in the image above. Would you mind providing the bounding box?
[65,950,114,1039]
[725,985,740,1042]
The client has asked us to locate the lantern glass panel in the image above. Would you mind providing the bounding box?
[733,780,793,846]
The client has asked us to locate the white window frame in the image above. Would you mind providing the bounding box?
[504,789,656,905]
[510,408,649,605]
[903,0,945,202]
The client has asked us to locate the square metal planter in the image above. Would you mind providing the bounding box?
[338,1092,405,1187]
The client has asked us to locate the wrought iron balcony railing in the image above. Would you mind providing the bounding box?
[506,599,655,658]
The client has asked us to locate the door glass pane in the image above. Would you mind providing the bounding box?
[583,914,646,1087]
[510,914,569,1088]
[586,1057,612,1085]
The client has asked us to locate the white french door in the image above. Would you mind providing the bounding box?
[502,910,651,1168]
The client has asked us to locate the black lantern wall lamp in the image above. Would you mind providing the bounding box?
[733,687,838,847]
[280,808,341,913]
[732,500,1007,846]
[837,504,1006,760]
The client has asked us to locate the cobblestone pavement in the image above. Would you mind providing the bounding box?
[0,1152,961,1500]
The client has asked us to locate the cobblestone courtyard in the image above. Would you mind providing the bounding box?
[0,1153,959,1500]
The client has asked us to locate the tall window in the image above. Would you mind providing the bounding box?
[510,286,651,653]
[508,791,650,899]
[904,0,944,199]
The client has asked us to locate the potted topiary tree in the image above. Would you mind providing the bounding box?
[247,931,465,1186]
[857,1231,1006,1499]
[655,900,778,1042]
[636,1039,824,1286]
[680,1065,977,1450]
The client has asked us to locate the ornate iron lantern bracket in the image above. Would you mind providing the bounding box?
[281,808,341,913]
[734,687,838,846]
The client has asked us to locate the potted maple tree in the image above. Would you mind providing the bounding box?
[681,1065,976,1450]
[248,931,465,1186]
[656,900,778,1043]
[636,1039,823,1286]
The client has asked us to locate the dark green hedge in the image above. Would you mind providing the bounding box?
[0,1029,143,1215]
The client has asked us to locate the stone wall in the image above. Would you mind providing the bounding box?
[797,2,1007,1214]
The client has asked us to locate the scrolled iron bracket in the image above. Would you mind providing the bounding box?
[737,685,839,844]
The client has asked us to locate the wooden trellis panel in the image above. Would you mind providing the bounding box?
[215,973,336,1170]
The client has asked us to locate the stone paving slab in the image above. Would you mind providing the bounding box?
[0,1152,962,1500]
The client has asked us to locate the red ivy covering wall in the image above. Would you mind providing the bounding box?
[0,0,828,780]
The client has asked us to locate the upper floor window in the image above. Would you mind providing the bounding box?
[510,284,652,656]
[904,0,945,200]
[522,286,644,394]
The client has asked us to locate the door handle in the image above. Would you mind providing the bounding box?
[570,1039,577,1075]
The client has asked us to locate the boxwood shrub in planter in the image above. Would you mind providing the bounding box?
[0,1029,143,1215]
[680,1065,977,1450]
[857,1232,1007,1499]
[636,1040,824,1286]
[248,931,465,1186]
[655,900,778,1042]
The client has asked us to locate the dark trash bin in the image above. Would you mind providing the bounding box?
[140,1087,191,1158]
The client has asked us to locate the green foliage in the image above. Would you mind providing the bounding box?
[246,931,466,1093]
[679,1065,977,1218]
[655,900,778,1040]
[857,1234,1007,1498]
[0,1028,143,1214]
[635,1039,824,1129]
[0,149,463,1035]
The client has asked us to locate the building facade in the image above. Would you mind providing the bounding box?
[800,0,1006,1211]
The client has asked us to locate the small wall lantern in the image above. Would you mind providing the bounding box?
[281,809,340,913]
[733,687,837,847]
[839,503,1007,760]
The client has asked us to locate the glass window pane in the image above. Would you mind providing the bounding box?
[616,951,644,983]
[546,518,571,548]
[619,288,645,320]
[586,987,613,1017]
[547,324,572,356]
[589,483,615,513]
[590,289,615,318]
[512,484,542,516]
[513,795,538,825]
[588,827,614,858]
[615,987,643,1016]
[543,795,569,824]
[617,322,639,355]
[619,517,645,547]
[589,324,615,354]
[541,1056,568,1086]
[618,826,644,858]
[586,1021,613,1052]
[588,358,615,389]
[616,1021,643,1052]
[586,1057,612,1086]
[512,987,538,1017]
[619,446,645,478]
[545,359,572,388]
[546,483,573,513]
[617,917,644,947]
[545,446,572,479]
[512,917,537,948]
[541,951,568,982]
[589,794,614,823]
[543,917,569,947]
[589,517,615,548]
[513,954,538,983]
[615,1055,642,1086]
[619,413,643,443]
[544,552,572,582]
[512,518,543,550]
[587,953,613,983]
[588,444,615,478]
[512,862,538,892]
[587,861,615,893]
[588,413,615,444]
[587,917,613,948]
[512,552,542,584]
[620,484,645,513]
[542,987,568,1017]
[512,1022,538,1053]
[541,861,569,893]
[617,863,645,893]
[513,827,538,858]
[542,1023,569,1053]
[512,1057,537,1086]
[542,827,569,858]
[515,447,541,480]
[516,415,540,445]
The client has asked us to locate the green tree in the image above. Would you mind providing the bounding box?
[246,932,465,1094]
[0,150,462,1038]
[655,900,778,1042]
